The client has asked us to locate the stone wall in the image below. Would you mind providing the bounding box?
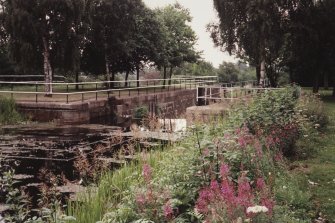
[17,101,91,124]
[110,89,196,119]
[17,89,197,125]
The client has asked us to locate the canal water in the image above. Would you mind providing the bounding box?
[0,117,187,214]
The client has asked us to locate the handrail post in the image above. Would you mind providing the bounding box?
[96,83,98,100]
[35,82,38,103]
[146,81,149,94]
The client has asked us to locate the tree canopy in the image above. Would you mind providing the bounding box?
[155,3,199,86]
[210,0,335,93]
[0,0,200,93]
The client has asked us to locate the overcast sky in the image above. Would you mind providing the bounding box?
[142,0,237,68]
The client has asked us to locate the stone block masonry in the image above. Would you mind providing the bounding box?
[16,89,197,125]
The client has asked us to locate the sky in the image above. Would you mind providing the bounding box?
[142,0,237,68]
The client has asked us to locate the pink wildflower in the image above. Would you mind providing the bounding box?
[142,163,152,183]
[238,136,247,148]
[220,163,230,177]
[235,128,241,134]
[203,148,210,156]
[237,175,253,209]
[196,188,213,214]
[221,179,236,217]
[135,193,146,206]
[256,178,266,190]
[163,201,174,220]
[261,197,275,215]
[224,133,231,140]
[274,153,283,162]
[265,136,275,149]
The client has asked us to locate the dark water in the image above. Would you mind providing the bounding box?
[0,122,126,210]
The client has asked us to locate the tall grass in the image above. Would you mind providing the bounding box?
[0,96,23,125]
[67,151,166,223]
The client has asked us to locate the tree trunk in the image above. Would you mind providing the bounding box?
[259,58,266,87]
[162,66,167,89]
[105,54,110,89]
[256,65,260,85]
[74,51,79,90]
[136,65,140,88]
[313,74,319,93]
[125,70,129,87]
[42,37,53,96]
[168,67,173,85]
[267,65,277,87]
[324,72,329,90]
[75,71,79,90]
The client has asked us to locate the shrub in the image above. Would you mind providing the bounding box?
[0,97,23,125]
[243,87,299,134]
[134,106,149,120]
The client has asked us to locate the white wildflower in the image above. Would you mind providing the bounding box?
[246,205,269,214]
[308,180,318,186]
[0,214,4,223]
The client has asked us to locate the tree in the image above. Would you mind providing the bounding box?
[174,60,217,76]
[209,0,290,86]
[283,0,335,93]
[125,4,162,88]
[82,0,142,89]
[56,0,93,90]
[155,3,199,87]
[217,62,239,83]
[3,0,92,95]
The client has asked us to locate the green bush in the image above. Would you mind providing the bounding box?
[243,87,299,133]
[0,97,23,125]
[134,106,149,120]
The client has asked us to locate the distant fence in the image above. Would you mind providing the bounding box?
[197,80,281,104]
[0,76,217,103]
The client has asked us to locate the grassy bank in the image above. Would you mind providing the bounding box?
[292,91,335,222]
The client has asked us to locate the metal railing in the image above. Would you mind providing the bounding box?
[0,76,217,103]
[197,80,282,104]
[220,79,270,88]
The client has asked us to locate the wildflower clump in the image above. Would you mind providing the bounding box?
[196,163,274,223]
[133,163,177,222]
